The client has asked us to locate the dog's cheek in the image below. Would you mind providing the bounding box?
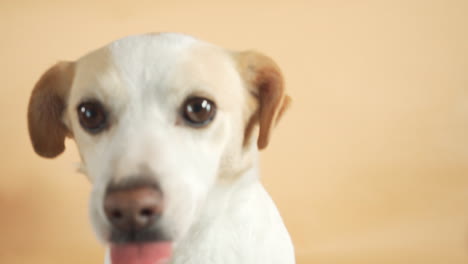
[159,185,201,241]
[89,181,112,243]
[156,146,219,241]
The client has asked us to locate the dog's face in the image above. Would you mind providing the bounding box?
[28,33,290,245]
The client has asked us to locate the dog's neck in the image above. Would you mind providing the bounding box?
[171,157,294,264]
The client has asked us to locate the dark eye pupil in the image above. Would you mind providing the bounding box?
[191,104,202,112]
[81,107,95,119]
[189,100,210,113]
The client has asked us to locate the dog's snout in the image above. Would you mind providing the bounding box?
[104,185,163,232]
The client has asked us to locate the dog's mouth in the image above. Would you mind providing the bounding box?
[109,228,173,264]
[110,227,169,244]
[111,242,172,264]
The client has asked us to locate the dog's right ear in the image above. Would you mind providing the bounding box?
[234,51,291,150]
[28,62,75,158]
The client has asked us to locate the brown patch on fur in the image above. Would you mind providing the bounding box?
[243,111,259,147]
[234,51,291,150]
[28,62,75,158]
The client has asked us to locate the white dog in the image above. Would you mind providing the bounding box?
[28,33,294,264]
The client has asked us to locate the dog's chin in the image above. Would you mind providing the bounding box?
[108,229,173,264]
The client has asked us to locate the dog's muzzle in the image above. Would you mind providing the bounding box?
[104,177,173,264]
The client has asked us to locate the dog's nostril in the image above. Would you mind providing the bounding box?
[111,209,123,219]
[140,208,154,217]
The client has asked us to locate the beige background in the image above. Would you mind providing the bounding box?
[1,0,467,263]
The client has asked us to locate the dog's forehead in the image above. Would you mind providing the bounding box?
[107,33,201,78]
[73,33,243,107]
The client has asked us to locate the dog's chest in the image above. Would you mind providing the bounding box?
[168,182,294,264]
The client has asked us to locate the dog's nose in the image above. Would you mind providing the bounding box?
[104,185,163,232]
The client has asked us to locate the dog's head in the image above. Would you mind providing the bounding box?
[28,33,290,248]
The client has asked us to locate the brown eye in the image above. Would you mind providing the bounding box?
[182,97,216,127]
[77,101,107,133]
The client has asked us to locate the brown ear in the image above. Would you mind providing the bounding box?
[28,62,75,158]
[236,51,291,150]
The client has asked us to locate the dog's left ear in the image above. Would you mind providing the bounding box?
[27,61,75,158]
[235,51,291,150]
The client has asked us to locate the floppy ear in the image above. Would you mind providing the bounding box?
[236,51,291,150]
[27,62,75,158]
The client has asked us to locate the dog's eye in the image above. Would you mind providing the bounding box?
[77,101,107,133]
[182,97,216,127]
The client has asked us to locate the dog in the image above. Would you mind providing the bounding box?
[27,33,294,264]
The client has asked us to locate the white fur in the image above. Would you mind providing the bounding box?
[64,33,294,264]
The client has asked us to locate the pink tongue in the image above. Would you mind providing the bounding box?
[111,242,172,264]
